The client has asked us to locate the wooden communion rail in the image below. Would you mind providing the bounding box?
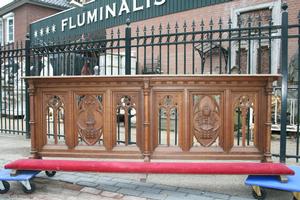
[26,75,279,162]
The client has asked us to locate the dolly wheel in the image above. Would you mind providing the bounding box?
[21,181,36,194]
[0,181,10,194]
[252,188,267,200]
[45,171,56,177]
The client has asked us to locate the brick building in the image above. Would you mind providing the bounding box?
[0,0,71,44]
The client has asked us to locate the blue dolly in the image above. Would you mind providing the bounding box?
[245,166,300,200]
[0,169,40,194]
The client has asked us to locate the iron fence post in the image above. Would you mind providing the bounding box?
[25,33,31,139]
[125,19,131,75]
[280,3,289,163]
[0,43,2,131]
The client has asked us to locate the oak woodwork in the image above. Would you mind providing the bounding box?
[25,75,279,161]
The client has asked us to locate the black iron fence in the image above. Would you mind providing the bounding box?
[0,4,299,162]
[0,43,27,136]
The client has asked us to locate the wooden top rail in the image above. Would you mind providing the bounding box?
[25,75,279,162]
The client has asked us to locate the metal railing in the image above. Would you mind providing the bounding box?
[0,3,299,162]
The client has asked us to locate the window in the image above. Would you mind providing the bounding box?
[6,16,14,43]
[0,19,3,44]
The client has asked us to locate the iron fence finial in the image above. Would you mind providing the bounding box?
[282,2,288,11]
[126,18,131,26]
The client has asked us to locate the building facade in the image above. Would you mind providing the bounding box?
[0,0,71,44]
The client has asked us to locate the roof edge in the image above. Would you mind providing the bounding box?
[0,0,69,16]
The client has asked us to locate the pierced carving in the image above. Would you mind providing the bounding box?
[193,96,221,147]
[45,95,65,145]
[235,95,255,147]
[159,95,178,110]
[117,95,136,109]
[116,95,138,146]
[47,96,63,110]
[77,95,103,146]
[157,95,180,146]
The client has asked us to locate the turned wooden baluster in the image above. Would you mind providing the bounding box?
[143,79,151,162]
[28,80,39,159]
[264,79,273,162]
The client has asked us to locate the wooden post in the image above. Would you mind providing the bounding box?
[28,81,39,159]
[143,79,151,162]
[264,78,273,162]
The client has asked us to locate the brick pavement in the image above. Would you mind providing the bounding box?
[0,133,293,200]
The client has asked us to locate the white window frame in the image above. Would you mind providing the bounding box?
[6,16,14,43]
[3,12,14,43]
[0,18,3,44]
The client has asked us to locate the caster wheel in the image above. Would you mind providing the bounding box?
[45,171,56,177]
[252,188,267,200]
[21,181,36,194]
[0,181,10,194]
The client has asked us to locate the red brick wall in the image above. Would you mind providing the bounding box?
[14,4,62,42]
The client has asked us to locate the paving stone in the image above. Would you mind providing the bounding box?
[59,189,81,196]
[80,186,102,195]
[186,194,215,200]
[77,192,102,200]
[116,182,138,189]
[99,176,114,181]
[164,196,186,200]
[140,192,168,200]
[59,174,80,180]
[229,197,254,200]
[76,181,98,188]
[136,185,161,194]
[49,176,67,182]
[160,190,187,197]
[121,196,147,200]
[62,183,84,191]
[83,173,99,178]
[153,184,178,191]
[59,178,78,184]
[66,197,78,200]
[177,188,205,196]
[203,192,230,199]
[113,178,134,183]
[97,184,121,192]
[131,181,155,187]
[34,178,52,184]
[76,177,95,183]
[118,188,143,196]
[44,184,64,194]
[96,178,119,186]
[96,197,117,200]
[101,191,124,199]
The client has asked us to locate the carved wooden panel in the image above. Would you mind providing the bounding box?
[193,96,221,147]
[114,93,140,147]
[77,95,103,146]
[44,95,65,145]
[156,94,182,147]
[234,95,255,147]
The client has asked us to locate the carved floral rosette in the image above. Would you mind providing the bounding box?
[77,95,103,146]
[193,96,221,147]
